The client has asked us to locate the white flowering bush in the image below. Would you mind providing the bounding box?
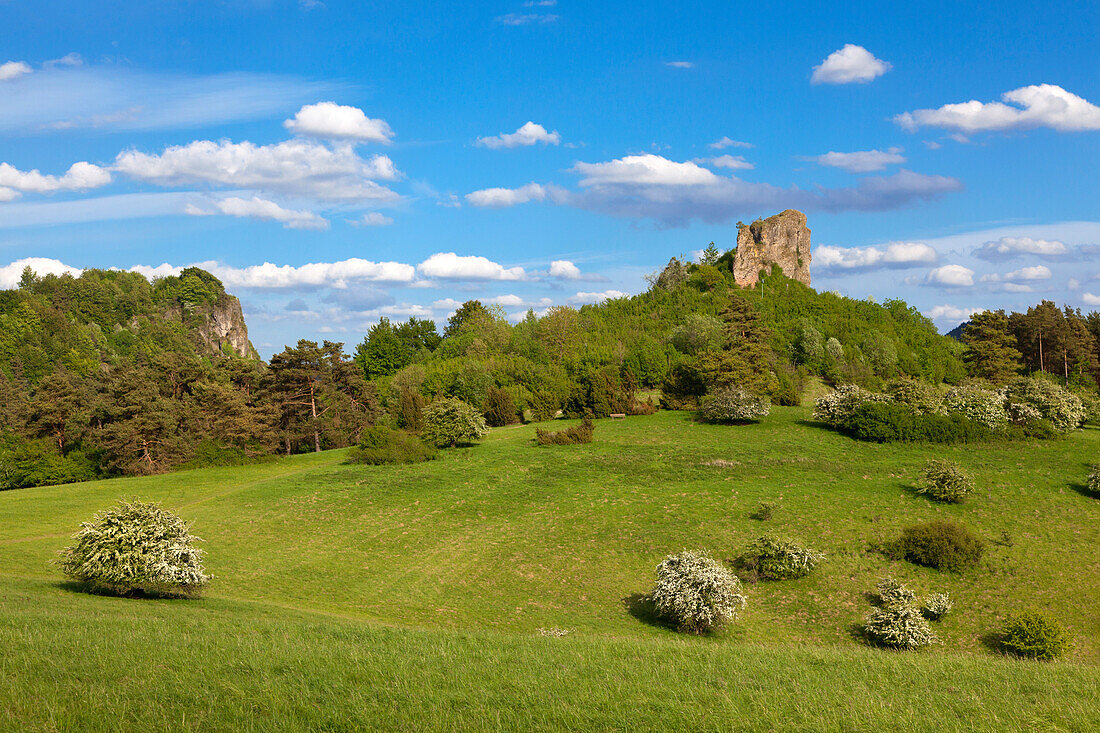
[1006,378,1085,433]
[886,378,942,415]
[1087,464,1100,495]
[812,384,887,427]
[942,385,1008,430]
[875,577,916,608]
[743,536,825,580]
[916,459,975,503]
[702,386,770,423]
[864,603,938,649]
[421,397,489,447]
[922,592,953,620]
[651,550,747,634]
[57,499,210,597]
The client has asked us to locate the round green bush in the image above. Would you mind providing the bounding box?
[57,499,210,597]
[1000,611,1072,660]
[651,550,747,634]
[701,386,770,423]
[888,519,985,572]
[742,536,825,580]
[916,459,975,503]
[421,397,489,448]
[347,426,438,465]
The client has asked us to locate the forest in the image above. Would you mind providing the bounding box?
[2,252,1099,490]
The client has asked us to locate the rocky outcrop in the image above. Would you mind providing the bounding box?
[733,209,812,288]
[163,294,259,360]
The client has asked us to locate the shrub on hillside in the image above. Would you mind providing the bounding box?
[812,384,887,427]
[421,397,489,448]
[1005,377,1085,433]
[483,386,520,427]
[395,385,428,433]
[651,550,747,634]
[875,577,916,608]
[922,592,953,620]
[1087,464,1100,495]
[942,384,1008,430]
[886,377,942,415]
[628,397,657,415]
[864,603,937,650]
[701,386,770,423]
[916,459,975,503]
[741,536,824,580]
[999,611,1072,660]
[886,519,985,572]
[347,426,438,465]
[841,403,992,444]
[57,499,210,597]
[535,417,594,445]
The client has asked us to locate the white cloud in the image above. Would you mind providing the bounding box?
[44,53,83,69]
[549,259,582,279]
[811,44,891,84]
[465,182,551,208]
[573,154,719,186]
[0,257,82,289]
[973,236,1069,260]
[0,61,33,82]
[187,196,328,230]
[808,147,906,173]
[114,139,399,202]
[1068,278,1081,290]
[665,61,694,68]
[476,121,561,149]
[352,212,394,226]
[495,13,559,25]
[999,283,1034,293]
[927,305,982,322]
[980,265,1053,283]
[417,252,525,281]
[815,241,938,270]
[0,161,111,196]
[1083,293,1100,306]
[925,264,975,287]
[923,140,943,150]
[568,289,627,305]
[895,84,1100,133]
[130,258,415,289]
[485,294,525,307]
[709,137,753,149]
[284,102,394,143]
[697,154,754,170]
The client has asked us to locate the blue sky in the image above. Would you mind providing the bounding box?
[1,0,1097,356]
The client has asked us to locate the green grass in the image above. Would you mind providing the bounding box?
[2,408,1099,730]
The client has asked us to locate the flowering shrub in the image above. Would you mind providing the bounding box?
[1005,378,1085,433]
[942,385,1008,430]
[922,592,953,620]
[651,550,747,634]
[57,500,210,597]
[916,459,975,503]
[812,384,887,427]
[875,577,916,608]
[1087,464,1100,495]
[1000,611,1072,660]
[701,386,770,423]
[742,536,825,580]
[865,603,938,649]
[886,378,942,415]
[421,397,489,447]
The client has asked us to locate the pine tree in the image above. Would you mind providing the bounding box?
[962,310,1022,383]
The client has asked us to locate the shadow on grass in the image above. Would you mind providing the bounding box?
[622,593,677,632]
[1068,482,1099,500]
[55,579,201,601]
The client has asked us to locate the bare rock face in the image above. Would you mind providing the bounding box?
[733,209,812,288]
[204,295,259,359]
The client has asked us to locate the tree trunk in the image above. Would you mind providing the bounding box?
[309,381,321,453]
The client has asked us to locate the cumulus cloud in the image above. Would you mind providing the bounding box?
[495,13,559,25]
[0,61,32,82]
[1083,293,1100,306]
[0,161,111,197]
[697,154,754,170]
[972,236,1070,260]
[811,44,891,84]
[709,137,753,149]
[477,121,561,149]
[416,252,525,281]
[568,290,627,305]
[0,257,82,289]
[815,241,938,271]
[925,264,975,287]
[466,154,961,226]
[351,212,394,226]
[665,61,694,68]
[465,182,552,208]
[807,147,906,173]
[130,258,415,289]
[980,265,1053,283]
[549,259,582,279]
[114,139,400,202]
[284,102,394,143]
[927,304,983,322]
[895,84,1100,133]
[186,196,328,230]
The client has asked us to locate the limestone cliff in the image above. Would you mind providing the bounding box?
[164,294,259,360]
[733,209,812,288]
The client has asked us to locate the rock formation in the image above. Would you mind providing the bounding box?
[733,209,812,288]
[164,294,259,359]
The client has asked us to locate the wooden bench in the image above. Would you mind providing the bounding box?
[610,413,626,419]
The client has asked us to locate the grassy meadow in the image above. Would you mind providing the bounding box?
[2,407,1099,731]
